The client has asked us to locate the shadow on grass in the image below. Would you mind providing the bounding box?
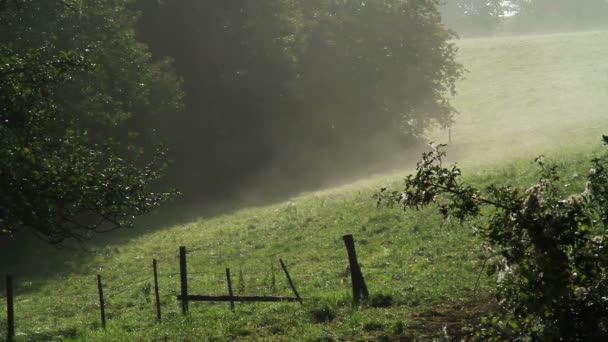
[406,293,497,341]
[0,145,425,295]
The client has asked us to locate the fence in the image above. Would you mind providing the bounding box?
[2,234,369,341]
[177,245,302,314]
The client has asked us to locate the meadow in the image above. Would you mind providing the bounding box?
[2,30,608,341]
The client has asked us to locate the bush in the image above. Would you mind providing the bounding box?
[376,136,608,340]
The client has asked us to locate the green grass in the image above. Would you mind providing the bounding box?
[2,30,608,341]
[428,30,608,165]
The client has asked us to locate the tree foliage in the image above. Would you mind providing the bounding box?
[135,0,463,200]
[0,0,182,243]
[376,138,608,340]
[510,0,608,32]
[439,0,506,36]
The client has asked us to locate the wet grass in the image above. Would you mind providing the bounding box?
[1,30,607,341]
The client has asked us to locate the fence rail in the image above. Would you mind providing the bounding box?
[177,295,301,302]
[175,245,306,313]
[3,233,369,340]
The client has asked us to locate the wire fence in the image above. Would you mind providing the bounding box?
[0,234,369,340]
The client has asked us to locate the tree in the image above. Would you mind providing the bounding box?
[135,0,464,201]
[439,0,506,36]
[135,0,299,197]
[510,0,608,32]
[0,0,182,243]
[294,0,463,155]
[376,138,608,339]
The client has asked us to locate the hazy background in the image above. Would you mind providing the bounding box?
[131,0,608,215]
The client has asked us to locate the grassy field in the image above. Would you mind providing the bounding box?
[428,30,608,164]
[2,30,607,341]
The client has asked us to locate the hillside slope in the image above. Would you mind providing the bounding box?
[429,30,608,164]
[2,31,607,341]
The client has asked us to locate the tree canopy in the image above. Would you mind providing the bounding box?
[135,0,464,201]
[0,0,182,243]
[439,0,505,36]
[510,0,608,32]
[1,0,465,242]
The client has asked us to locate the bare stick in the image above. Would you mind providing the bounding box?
[343,234,369,304]
[97,275,106,329]
[226,268,236,312]
[153,259,162,322]
[179,246,189,314]
[177,295,301,302]
[449,127,452,144]
[279,259,303,305]
[6,275,14,342]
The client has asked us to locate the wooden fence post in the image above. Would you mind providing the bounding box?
[179,246,189,314]
[279,259,303,305]
[97,274,106,329]
[449,127,452,144]
[153,259,161,322]
[342,234,369,304]
[6,275,14,342]
[226,268,235,313]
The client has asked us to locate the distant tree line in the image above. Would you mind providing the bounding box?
[439,0,506,36]
[440,0,608,36]
[508,0,608,33]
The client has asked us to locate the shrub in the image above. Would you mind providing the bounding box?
[376,136,608,340]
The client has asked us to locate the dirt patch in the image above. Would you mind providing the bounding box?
[407,293,498,340]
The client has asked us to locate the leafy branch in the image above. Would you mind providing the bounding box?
[376,139,608,340]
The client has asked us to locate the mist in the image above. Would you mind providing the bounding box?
[134,0,460,214]
[2,1,608,339]
[2,0,607,241]
[133,0,608,216]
